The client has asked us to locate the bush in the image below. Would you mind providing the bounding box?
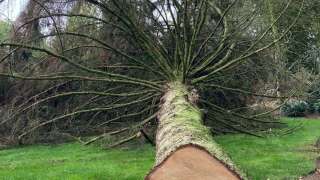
[306,79,320,112]
[281,100,309,117]
[312,101,320,113]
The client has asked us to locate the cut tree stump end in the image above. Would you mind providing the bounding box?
[146,145,241,180]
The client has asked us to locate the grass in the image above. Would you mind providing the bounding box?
[216,118,320,179]
[0,118,319,180]
[0,143,154,180]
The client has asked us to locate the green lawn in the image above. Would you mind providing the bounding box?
[215,118,320,180]
[0,143,154,180]
[0,118,319,180]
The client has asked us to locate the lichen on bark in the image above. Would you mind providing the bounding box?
[153,81,246,179]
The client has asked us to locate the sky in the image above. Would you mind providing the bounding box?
[0,0,28,21]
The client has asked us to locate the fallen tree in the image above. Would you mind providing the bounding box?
[0,0,305,179]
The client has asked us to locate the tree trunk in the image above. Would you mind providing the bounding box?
[316,137,320,149]
[146,81,246,180]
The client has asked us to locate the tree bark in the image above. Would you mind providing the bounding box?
[146,81,246,180]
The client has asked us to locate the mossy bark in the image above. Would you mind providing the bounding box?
[148,81,246,179]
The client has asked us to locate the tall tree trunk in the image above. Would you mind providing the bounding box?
[316,137,320,149]
[146,81,246,180]
[265,0,286,104]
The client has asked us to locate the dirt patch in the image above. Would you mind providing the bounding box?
[300,170,320,180]
[303,114,320,119]
[146,146,240,180]
[300,157,320,180]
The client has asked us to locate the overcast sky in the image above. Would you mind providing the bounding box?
[0,0,28,21]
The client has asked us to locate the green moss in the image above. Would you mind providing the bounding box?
[158,81,246,178]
